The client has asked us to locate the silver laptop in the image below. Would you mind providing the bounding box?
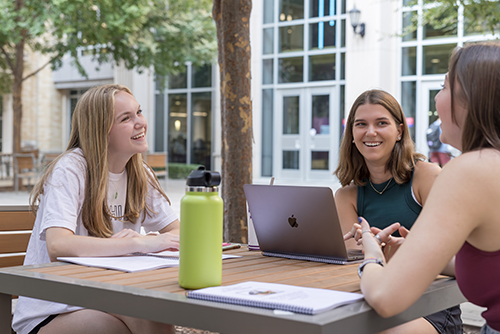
[243,184,363,264]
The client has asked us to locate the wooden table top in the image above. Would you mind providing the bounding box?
[27,247,363,294]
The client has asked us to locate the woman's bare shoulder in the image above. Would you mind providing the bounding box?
[414,160,441,178]
[335,183,357,201]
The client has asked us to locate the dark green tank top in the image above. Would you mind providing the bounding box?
[357,171,421,236]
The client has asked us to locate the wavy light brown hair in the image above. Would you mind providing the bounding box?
[448,42,500,153]
[334,89,425,187]
[30,84,169,238]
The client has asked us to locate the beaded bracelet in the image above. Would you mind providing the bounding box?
[358,257,384,278]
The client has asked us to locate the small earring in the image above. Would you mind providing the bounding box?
[352,140,355,143]
[397,136,401,141]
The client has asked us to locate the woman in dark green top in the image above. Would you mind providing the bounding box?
[334,90,462,333]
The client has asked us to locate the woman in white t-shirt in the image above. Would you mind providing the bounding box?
[13,84,179,334]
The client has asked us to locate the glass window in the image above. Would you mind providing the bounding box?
[311,95,329,134]
[263,59,274,84]
[283,150,300,169]
[339,84,345,140]
[403,0,415,7]
[262,89,274,176]
[423,8,457,39]
[309,54,335,81]
[191,92,212,169]
[311,151,329,170]
[401,81,416,141]
[464,4,499,36]
[340,52,345,80]
[423,44,455,75]
[264,0,275,24]
[168,66,187,89]
[279,25,304,52]
[283,96,300,134]
[402,47,416,76]
[278,57,303,83]
[402,11,417,41]
[192,64,212,88]
[279,0,304,21]
[168,94,187,163]
[310,0,335,17]
[263,28,274,55]
[155,94,165,152]
[309,21,336,50]
[340,19,346,47]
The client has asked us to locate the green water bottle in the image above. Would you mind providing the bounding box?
[179,166,223,289]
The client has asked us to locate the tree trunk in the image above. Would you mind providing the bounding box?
[213,0,253,243]
[12,0,26,154]
[13,39,24,154]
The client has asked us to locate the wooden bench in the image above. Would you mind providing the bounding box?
[145,153,168,179]
[0,205,35,323]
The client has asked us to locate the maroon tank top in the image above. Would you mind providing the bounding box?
[456,241,500,330]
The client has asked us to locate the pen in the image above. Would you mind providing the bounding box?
[222,243,241,251]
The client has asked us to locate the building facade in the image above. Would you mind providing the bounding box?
[1,0,496,186]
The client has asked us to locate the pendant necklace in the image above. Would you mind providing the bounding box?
[109,181,119,199]
[369,178,393,195]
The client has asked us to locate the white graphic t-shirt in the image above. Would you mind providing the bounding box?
[12,148,178,334]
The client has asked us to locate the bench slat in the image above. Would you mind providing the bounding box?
[0,234,31,254]
[0,255,25,268]
[0,212,35,231]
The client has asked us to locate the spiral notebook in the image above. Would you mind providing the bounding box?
[187,281,363,315]
[243,184,363,264]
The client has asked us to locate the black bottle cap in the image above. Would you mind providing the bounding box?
[186,166,221,187]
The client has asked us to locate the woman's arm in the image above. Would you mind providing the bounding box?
[335,185,361,249]
[359,154,487,317]
[46,226,179,262]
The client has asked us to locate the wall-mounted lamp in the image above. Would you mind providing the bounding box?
[348,6,365,38]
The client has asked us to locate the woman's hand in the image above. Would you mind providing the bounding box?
[370,225,410,261]
[343,222,362,241]
[111,229,143,239]
[138,232,180,253]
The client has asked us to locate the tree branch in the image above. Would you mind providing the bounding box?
[0,46,15,73]
[22,58,53,81]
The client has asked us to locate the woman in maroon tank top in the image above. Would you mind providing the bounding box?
[357,43,500,334]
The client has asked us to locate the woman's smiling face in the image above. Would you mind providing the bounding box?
[352,103,403,166]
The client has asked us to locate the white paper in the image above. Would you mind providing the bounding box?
[57,256,179,273]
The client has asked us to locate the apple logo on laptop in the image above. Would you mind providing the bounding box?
[288,215,299,228]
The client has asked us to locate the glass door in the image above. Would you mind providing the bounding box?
[275,87,338,181]
[419,81,443,157]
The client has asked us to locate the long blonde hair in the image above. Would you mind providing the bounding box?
[30,84,169,238]
[334,89,425,187]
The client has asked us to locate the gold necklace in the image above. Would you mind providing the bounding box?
[369,178,393,195]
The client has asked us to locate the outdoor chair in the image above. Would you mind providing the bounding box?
[13,153,38,192]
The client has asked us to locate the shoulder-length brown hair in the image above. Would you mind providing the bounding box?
[448,42,500,153]
[30,84,169,238]
[334,89,425,187]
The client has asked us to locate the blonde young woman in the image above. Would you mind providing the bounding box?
[13,85,179,334]
[334,90,462,333]
[357,43,500,334]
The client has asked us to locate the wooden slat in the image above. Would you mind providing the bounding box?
[0,234,31,254]
[0,211,35,231]
[146,154,166,168]
[0,255,25,268]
